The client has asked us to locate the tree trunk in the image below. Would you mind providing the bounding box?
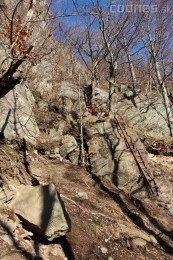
[78,74,85,166]
[123,37,137,88]
[147,59,153,92]
[126,49,137,86]
[108,62,117,112]
[0,46,33,98]
[91,77,96,103]
[148,30,173,136]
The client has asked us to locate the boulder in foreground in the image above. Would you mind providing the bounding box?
[10,184,70,241]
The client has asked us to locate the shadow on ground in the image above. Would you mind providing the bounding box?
[90,171,173,255]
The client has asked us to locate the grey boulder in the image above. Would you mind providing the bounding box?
[60,135,78,158]
[10,184,70,241]
[0,85,39,143]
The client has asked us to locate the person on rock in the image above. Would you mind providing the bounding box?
[86,102,98,115]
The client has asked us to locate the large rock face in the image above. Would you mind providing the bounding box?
[111,91,170,136]
[0,85,39,143]
[85,84,169,138]
[58,81,79,101]
[85,118,173,214]
[10,184,70,241]
[87,120,145,193]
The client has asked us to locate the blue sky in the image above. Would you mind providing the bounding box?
[49,0,107,24]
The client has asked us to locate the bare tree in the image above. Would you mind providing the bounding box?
[60,15,105,103]
[0,0,53,99]
[142,1,173,135]
[92,0,143,110]
[95,1,127,110]
[116,9,145,88]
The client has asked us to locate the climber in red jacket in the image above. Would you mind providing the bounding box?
[86,102,98,115]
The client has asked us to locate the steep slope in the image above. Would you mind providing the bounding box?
[0,1,173,259]
[0,142,173,259]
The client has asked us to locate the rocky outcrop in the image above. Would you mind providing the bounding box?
[60,135,78,159]
[0,85,39,143]
[49,121,69,141]
[84,117,173,214]
[1,0,172,223]
[86,120,146,193]
[111,91,170,136]
[83,85,171,137]
[10,184,70,241]
[58,81,79,101]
